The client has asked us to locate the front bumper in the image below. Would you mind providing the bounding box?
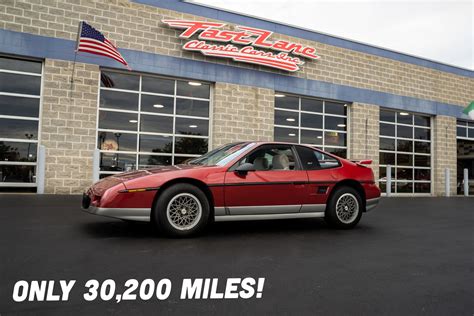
[82,203,151,222]
[365,197,380,212]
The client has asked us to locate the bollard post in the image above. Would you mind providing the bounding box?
[386,165,391,197]
[445,168,450,197]
[464,168,469,197]
[37,145,46,194]
[92,148,100,183]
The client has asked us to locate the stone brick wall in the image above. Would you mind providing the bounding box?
[0,0,472,107]
[432,116,457,196]
[212,83,274,148]
[348,103,380,179]
[42,59,99,193]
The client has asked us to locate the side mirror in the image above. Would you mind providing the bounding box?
[235,163,255,175]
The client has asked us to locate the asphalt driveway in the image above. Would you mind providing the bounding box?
[0,195,472,315]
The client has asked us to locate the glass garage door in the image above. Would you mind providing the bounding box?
[379,109,432,194]
[273,93,348,158]
[97,71,211,178]
[0,56,42,192]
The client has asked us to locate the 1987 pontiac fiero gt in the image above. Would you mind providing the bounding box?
[82,142,380,236]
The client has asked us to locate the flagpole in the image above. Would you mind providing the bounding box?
[70,21,83,99]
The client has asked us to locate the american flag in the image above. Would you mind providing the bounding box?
[77,21,130,70]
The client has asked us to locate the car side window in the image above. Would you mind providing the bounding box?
[296,146,340,170]
[237,145,298,171]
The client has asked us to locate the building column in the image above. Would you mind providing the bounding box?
[212,83,274,149]
[433,115,457,196]
[349,103,380,179]
[41,59,99,194]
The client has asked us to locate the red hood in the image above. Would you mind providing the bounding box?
[113,164,207,181]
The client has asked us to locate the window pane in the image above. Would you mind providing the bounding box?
[397,153,412,166]
[0,141,37,162]
[0,118,38,139]
[97,132,137,152]
[275,109,298,127]
[414,128,430,140]
[300,112,322,129]
[140,114,173,134]
[0,57,41,73]
[324,147,346,158]
[397,168,413,180]
[300,129,323,145]
[379,166,395,179]
[98,111,138,131]
[397,125,412,138]
[380,123,395,136]
[141,94,173,114]
[139,135,172,153]
[301,98,323,113]
[176,98,209,117]
[139,155,172,168]
[274,127,298,142]
[175,117,208,136]
[380,152,395,165]
[380,110,395,122]
[99,90,138,111]
[0,73,41,95]
[325,131,346,147]
[397,112,412,125]
[414,141,430,153]
[174,156,195,165]
[414,155,430,167]
[99,153,136,172]
[414,115,430,127]
[414,183,430,193]
[142,76,174,95]
[275,95,298,110]
[0,95,39,118]
[325,101,346,115]
[176,81,210,99]
[325,116,346,130]
[457,126,466,137]
[379,181,395,193]
[397,182,413,193]
[380,137,395,151]
[397,139,413,152]
[100,71,139,90]
[414,169,430,181]
[295,146,320,170]
[0,165,35,183]
[468,129,474,138]
[174,137,208,155]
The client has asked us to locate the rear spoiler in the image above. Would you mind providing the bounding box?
[351,159,372,166]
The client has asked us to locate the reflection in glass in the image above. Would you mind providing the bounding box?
[274,127,298,143]
[0,73,41,95]
[139,135,172,153]
[325,101,346,115]
[415,169,430,181]
[301,98,323,113]
[414,128,430,140]
[380,110,395,122]
[100,153,136,171]
[397,112,412,125]
[415,183,430,193]
[380,137,395,151]
[380,123,395,136]
[0,141,37,162]
[99,90,138,111]
[301,113,322,129]
[275,95,299,110]
[139,155,172,167]
[275,110,298,127]
[300,129,323,145]
[397,182,413,193]
[415,141,430,153]
[379,166,395,179]
[379,181,395,193]
[414,155,430,167]
[175,117,209,136]
[174,156,195,165]
[97,132,137,152]
[98,111,138,131]
[0,118,38,139]
[0,95,40,117]
[176,81,210,99]
[325,116,346,130]
[397,168,413,180]
[456,126,466,137]
[176,98,209,117]
[324,131,346,147]
[141,94,174,114]
[100,71,139,90]
[142,76,175,95]
[380,152,395,165]
[397,125,412,138]
[397,153,413,166]
[174,137,208,155]
[0,165,35,183]
[414,115,430,127]
[324,147,346,158]
[397,139,413,152]
[0,57,42,73]
[140,114,173,134]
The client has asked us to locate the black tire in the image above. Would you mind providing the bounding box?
[153,183,210,237]
[325,186,363,229]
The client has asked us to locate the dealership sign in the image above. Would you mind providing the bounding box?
[162,20,320,72]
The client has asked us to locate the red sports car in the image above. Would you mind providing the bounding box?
[82,142,380,236]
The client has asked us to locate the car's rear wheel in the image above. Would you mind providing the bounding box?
[325,186,362,229]
[153,183,210,237]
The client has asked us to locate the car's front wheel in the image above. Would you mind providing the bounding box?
[325,186,362,229]
[153,183,210,237]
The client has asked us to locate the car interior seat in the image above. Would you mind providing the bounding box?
[272,154,290,170]
[253,157,269,170]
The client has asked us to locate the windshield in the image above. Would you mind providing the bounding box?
[187,142,255,166]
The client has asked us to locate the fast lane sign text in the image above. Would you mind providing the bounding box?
[162,20,320,72]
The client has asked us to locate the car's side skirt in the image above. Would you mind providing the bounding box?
[214,211,325,222]
[83,206,150,222]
